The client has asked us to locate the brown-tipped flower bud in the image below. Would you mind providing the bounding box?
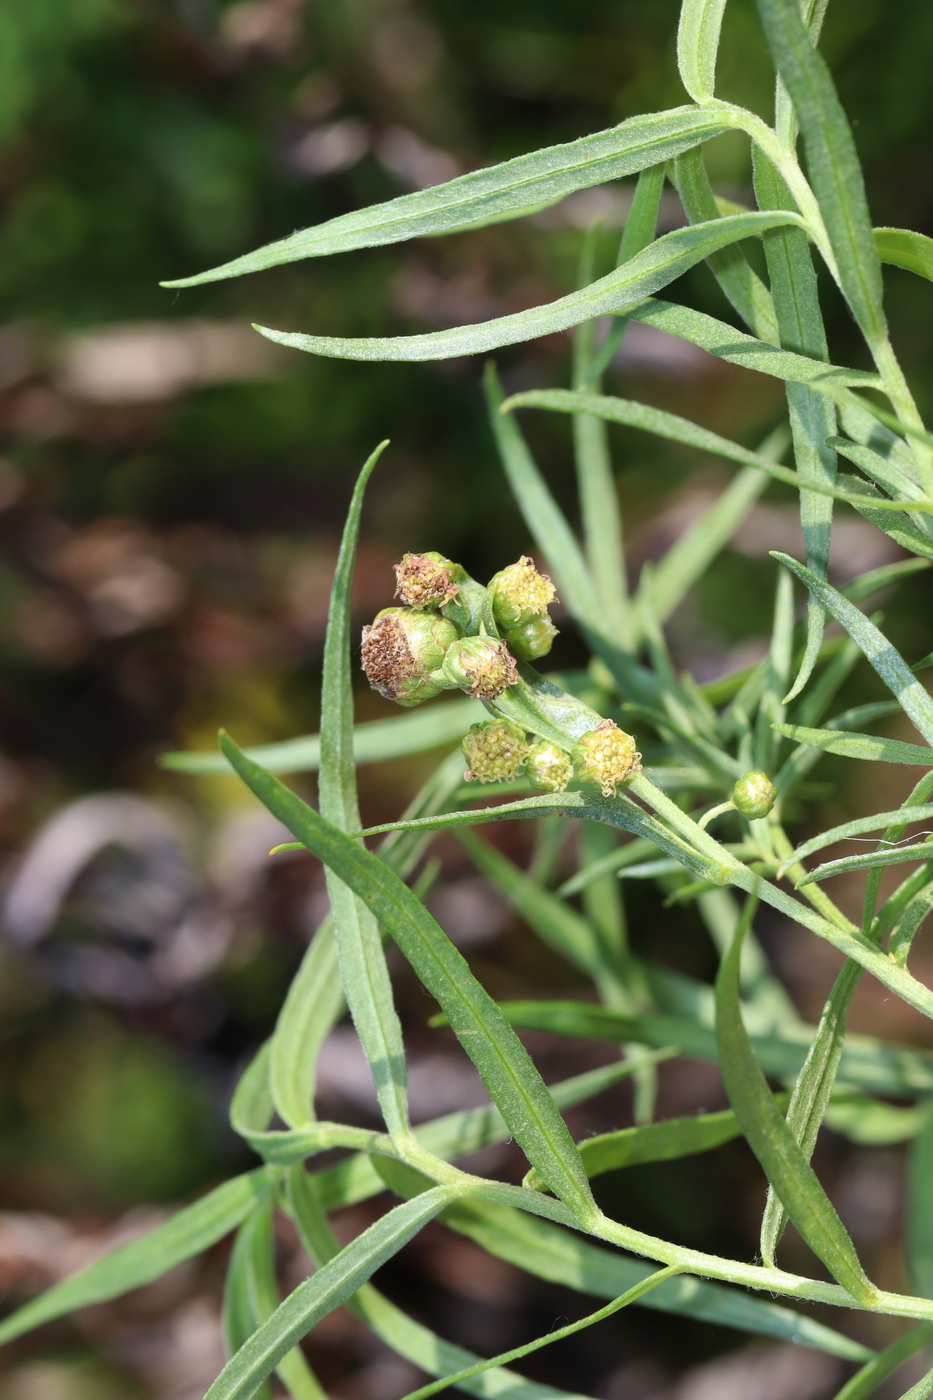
[441,634,518,700]
[394,551,460,610]
[505,614,558,662]
[462,720,529,783]
[525,740,573,793]
[488,556,557,630]
[572,719,641,797]
[361,607,459,707]
[732,770,777,820]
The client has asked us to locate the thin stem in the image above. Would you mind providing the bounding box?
[868,334,933,496]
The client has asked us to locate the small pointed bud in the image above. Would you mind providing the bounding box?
[361,607,459,707]
[572,719,641,797]
[489,556,557,630]
[525,740,573,793]
[394,551,461,610]
[441,634,518,700]
[504,614,558,661]
[462,720,529,783]
[732,770,777,819]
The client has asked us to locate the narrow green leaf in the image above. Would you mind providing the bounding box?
[219,735,596,1219]
[253,212,806,362]
[628,297,880,390]
[772,554,933,748]
[161,107,732,287]
[493,1000,933,1104]
[224,1218,273,1400]
[585,165,667,383]
[442,1198,873,1359]
[715,898,876,1303]
[753,0,885,341]
[897,1365,933,1400]
[316,442,411,1142]
[833,1326,933,1400]
[754,146,837,702]
[501,390,923,513]
[773,723,932,767]
[779,804,933,877]
[677,0,729,102]
[239,1199,327,1400]
[0,1171,273,1347]
[398,1268,679,1400]
[875,228,933,283]
[286,1169,596,1400]
[160,699,483,776]
[203,1187,461,1400]
[674,145,779,342]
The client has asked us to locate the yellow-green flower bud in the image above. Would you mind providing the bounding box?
[441,635,518,700]
[394,551,460,610]
[462,720,529,783]
[504,614,558,662]
[525,740,573,793]
[572,720,641,797]
[488,556,557,630]
[732,770,777,819]
[361,607,459,707]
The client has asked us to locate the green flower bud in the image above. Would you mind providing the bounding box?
[732,770,777,820]
[462,720,529,783]
[489,556,557,630]
[504,614,558,661]
[525,740,573,793]
[572,720,641,797]
[441,634,518,701]
[394,551,460,610]
[361,607,459,707]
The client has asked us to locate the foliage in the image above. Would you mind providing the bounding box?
[5,2,933,1399]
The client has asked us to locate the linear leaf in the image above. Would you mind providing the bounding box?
[494,1000,933,1099]
[287,1169,597,1400]
[160,699,483,775]
[773,723,933,766]
[316,442,411,1142]
[677,0,729,102]
[754,0,885,341]
[715,899,876,1303]
[0,1171,272,1346]
[239,1199,326,1400]
[674,145,779,342]
[443,1198,873,1359]
[628,298,880,389]
[586,164,666,383]
[779,803,933,876]
[203,1187,460,1400]
[771,555,933,747]
[219,735,596,1219]
[224,1220,273,1400]
[833,1326,933,1400]
[754,146,836,702]
[908,1104,933,1299]
[875,228,933,283]
[797,840,933,888]
[501,391,926,512]
[161,107,732,287]
[897,1365,933,1400]
[252,212,805,362]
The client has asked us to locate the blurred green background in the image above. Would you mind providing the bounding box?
[1,0,933,1396]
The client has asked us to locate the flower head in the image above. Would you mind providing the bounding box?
[394,551,460,610]
[462,720,529,783]
[504,614,558,662]
[489,556,557,630]
[525,740,573,793]
[572,720,641,797]
[441,634,518,700]
[732,770,777,820]
[361,607,458,707]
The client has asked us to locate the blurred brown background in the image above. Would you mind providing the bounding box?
[1,0,933,1396]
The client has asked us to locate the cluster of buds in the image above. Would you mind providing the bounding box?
[362,552,639,802]
[461,721,574,793]
[488,556,559,662]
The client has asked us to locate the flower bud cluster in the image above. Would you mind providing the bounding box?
[571,720,642,797]
[461,721,573,792]
[489,555,559,662]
